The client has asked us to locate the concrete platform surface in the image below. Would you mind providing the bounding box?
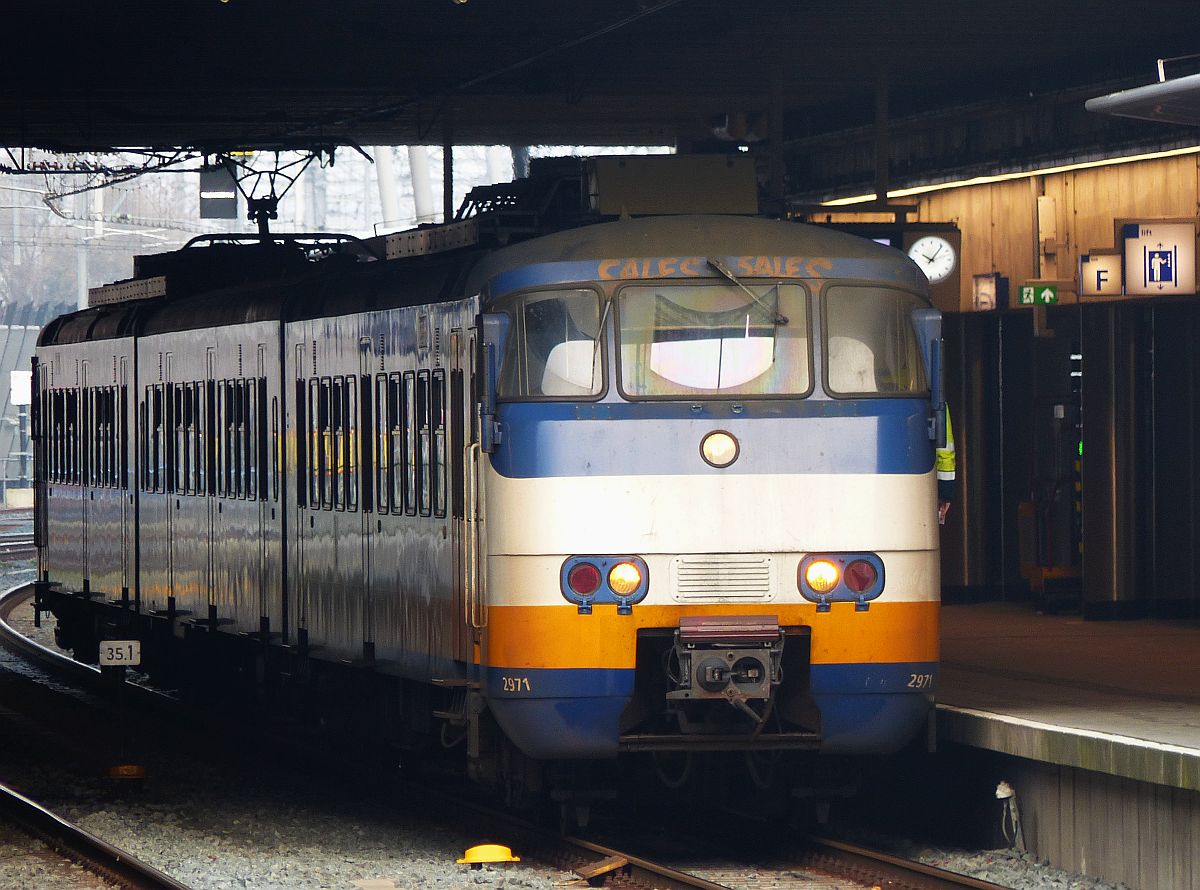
[936,602,1200,790]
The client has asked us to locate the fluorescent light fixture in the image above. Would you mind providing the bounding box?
[820,144,1200,207]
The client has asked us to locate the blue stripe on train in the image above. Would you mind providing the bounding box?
[490,398,933,478]
[484,662,936,758]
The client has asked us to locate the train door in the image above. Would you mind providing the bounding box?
[293,342,307,645]
[120,357,131,603]
[80,360,90,590]
[257,345,268,627]
[164,354,176,605]
[359,338,375,659]
[453,329,481,667]
[206,349,217,617]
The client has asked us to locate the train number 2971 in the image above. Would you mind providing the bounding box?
[501,676,532,693]
[907,673,934,689]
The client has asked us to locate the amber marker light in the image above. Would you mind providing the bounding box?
[701,430,739,468]
[608,561,643,596]
[804,559,840,593]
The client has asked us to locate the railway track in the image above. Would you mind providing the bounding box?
[0,778,190,890]
[0,582,1014,890]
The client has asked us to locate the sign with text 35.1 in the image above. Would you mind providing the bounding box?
[99,640,141,666]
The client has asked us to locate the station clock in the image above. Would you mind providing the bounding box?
[907,234,958,284]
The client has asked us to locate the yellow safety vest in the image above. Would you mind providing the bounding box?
[935,406,955,479]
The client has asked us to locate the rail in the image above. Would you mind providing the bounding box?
[0,780,192,890]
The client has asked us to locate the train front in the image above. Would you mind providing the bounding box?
[475,217,942,765]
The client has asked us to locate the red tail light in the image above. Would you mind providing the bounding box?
[567,563,602,596]
[843,559,878,593]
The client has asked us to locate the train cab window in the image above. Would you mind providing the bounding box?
[495,289,603,399]
[245,379,258,500]
[618,284,811,399]
[824,287,928,397]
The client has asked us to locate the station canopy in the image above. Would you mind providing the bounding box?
[3,0,1200,154]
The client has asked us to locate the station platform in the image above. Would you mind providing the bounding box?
[936,601,1200,792]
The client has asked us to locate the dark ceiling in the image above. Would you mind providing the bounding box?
[2,0,1198,153]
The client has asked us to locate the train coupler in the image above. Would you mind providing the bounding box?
[666,615,783,720]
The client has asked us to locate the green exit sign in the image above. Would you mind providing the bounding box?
[1018,284,1058,305]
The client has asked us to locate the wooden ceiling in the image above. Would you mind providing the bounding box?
[2,0,1197,152]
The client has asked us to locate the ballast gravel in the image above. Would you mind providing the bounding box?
[0,562,1132,889]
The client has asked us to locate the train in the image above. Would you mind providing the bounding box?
[33,156,944,821]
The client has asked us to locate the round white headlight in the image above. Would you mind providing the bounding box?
[700,431,739,468]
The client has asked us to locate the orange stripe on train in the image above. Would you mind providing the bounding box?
[483,601,938,671]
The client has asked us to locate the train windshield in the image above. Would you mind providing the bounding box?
[496,289,604,399]
[617,283,810,398]
[824,286,928,396]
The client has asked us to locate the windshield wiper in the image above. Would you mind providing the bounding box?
[706,257,788,325]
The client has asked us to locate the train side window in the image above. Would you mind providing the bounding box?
[358,374,371,513]
[54,391,64,484]
[271,392,279,503]
[308,378,319,507]
[417,370,431,517]
[319,377,332,510]
[216,381,227,497]
[346,377,358,511]
[84,388,92,486]
[432,369,446,518]
[139,390,148,490]
[331,377,344,511]
[205,381,216,496]
[389,373,404,514]
[374,374,388,513]
[97,389,106,487]
[194,382,205,495]
[152,385,165,492]
[99,388,106,486]
[245,378,257,500]
[403,371,416,515]
[295,380,307,507]
[181,384,193,495]
[450,368,464,519]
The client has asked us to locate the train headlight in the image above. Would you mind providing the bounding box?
[700,431,739,468]
[804,559,840,593]
[797,553,885,613]
[608,561,643,596]
[560,555,650,615]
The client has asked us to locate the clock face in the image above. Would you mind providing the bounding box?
[908,235,957,284]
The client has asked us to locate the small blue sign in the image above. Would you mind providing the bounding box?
[1145,247,1176,286]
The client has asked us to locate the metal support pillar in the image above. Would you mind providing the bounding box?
[1081,305,1141,619]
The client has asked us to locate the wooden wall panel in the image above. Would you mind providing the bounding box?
[903,154,1199,311]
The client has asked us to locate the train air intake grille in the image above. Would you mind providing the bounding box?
[670,555,774,602]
